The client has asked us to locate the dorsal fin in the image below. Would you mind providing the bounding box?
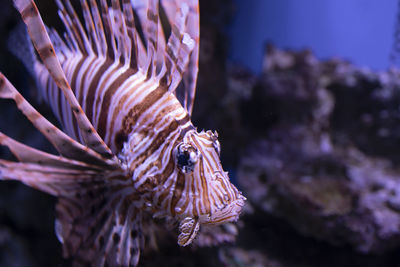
[99,0,118,60]
[182,0,200,115]
[79,0,100,55]
[144,0,159,77]
[110,0,131,65]
[162,2,195,91]
[13,0,116,160]
[87,0,108,56]
[20,0,199,117]
[122,0,140,70]
[47,27,70,61]
[130,0,198,105]
[161,0,199,115]
[56,0,92,55]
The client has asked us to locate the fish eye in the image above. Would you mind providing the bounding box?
[176,143,199,173]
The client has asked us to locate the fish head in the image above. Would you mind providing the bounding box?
[170,129,245,246]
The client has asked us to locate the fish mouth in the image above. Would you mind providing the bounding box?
[176,195,246,247]
[206,195,246,225]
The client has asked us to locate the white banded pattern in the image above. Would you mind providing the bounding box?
[34,0,197,153]
[0,0,245,266]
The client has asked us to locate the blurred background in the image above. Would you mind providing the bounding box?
[229,0,398,72]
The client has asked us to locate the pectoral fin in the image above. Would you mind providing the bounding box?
[177,217,200,246]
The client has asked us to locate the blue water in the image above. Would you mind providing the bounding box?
[229,0,398,73]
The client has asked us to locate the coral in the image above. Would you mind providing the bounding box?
[238,44,400,253]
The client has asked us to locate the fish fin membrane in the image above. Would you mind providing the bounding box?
[162,0,199,115]
[0,73,119,168]
[0,157,142,266]
[55,181,143,267]
[13,0,116,159]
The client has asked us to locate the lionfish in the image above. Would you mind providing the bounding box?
[0,0,245,265]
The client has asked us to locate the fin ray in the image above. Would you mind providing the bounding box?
[0,73,118,168]
[55,184,143,266]
[163,1,195,93]
[162,0,199,115]
[0,159,100,196]
[0,132,103,171]
[13,0,115,159]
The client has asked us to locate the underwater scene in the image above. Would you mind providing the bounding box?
[1,0,400,266]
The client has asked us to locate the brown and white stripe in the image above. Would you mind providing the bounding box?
[30,0,197,155]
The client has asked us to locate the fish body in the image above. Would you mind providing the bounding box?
[0,0,245,265]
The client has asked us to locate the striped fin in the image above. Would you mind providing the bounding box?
[144,0,159,77]
[0,132,102,171]
[0,86,140,265]
[79,0,99,55]
[181,0,199,115]
[0,73,118,168]
[13,0,115,159]
[131,0,196,94]
[162,0,199,115]
[48,27,70,62]
[0,159,101,196]
[56,192,143,266]
[48,0,196,113]
[98,0,118,60]
[86,0,108,56]
[121,0,141,70]
[162,1,195,94]
[136,0,172,78]
[130,0,152,71]
[112,0,136,66]
[56,0,92,55]
[0,154,142,265]
[130,0,159,76]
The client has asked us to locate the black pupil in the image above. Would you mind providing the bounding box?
[177,151,190,167]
